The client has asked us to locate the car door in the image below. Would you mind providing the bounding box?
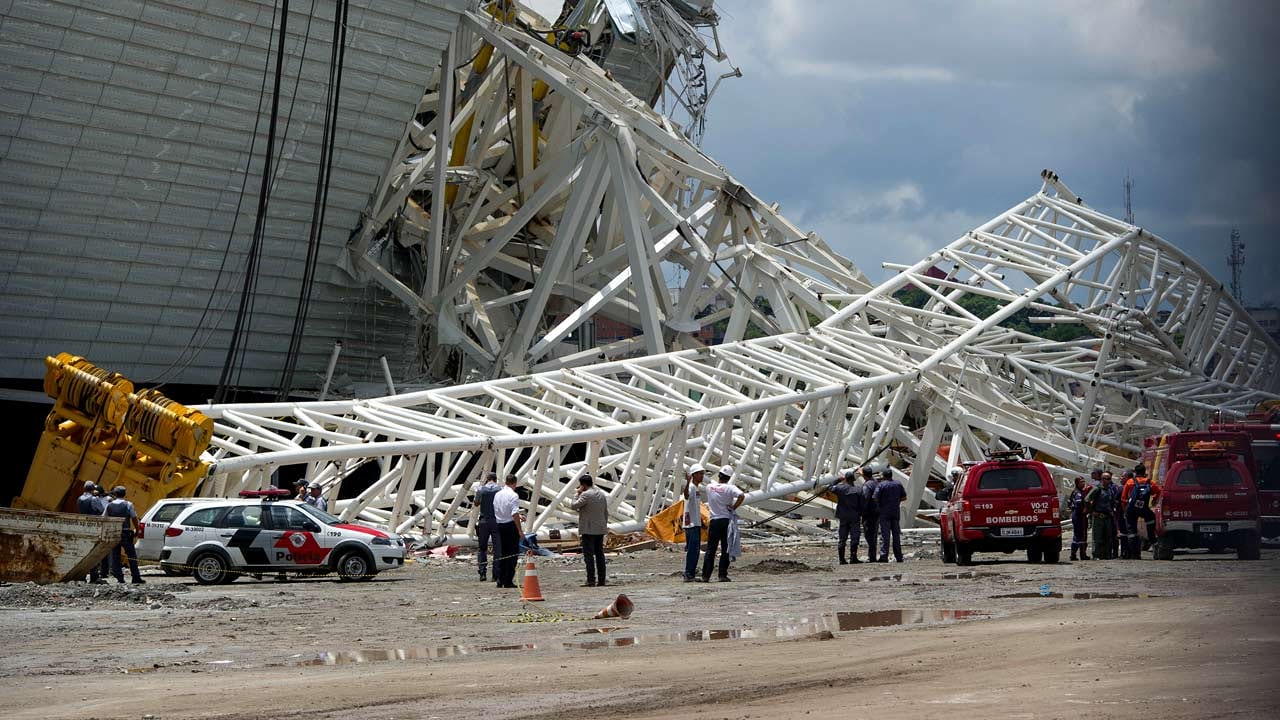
[219,503,268,567]
[264,504,328,568]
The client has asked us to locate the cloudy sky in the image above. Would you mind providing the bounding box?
[695,0,1280,307]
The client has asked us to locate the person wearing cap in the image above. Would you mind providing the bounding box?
[681,463,707,582]
[873,468,907,562]
[572,475,610,587]
[293,478,308,502]
[102,486,144,584]
[1067,476,1090,561]
[830,469,865,564]
[701,467,744,582]
[304,482,328,512]
[474,472,502,582]
[860,466,881,563]
[493,474,524,588]
[76,482,107,583]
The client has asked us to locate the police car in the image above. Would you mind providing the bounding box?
[159,489,406,584]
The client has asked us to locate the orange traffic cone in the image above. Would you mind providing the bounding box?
[593,593,634,620]
[520,551,545,602]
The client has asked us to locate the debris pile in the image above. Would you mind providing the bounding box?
[740,559,830,574]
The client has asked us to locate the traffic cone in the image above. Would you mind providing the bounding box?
[520,551,545,602]
[593,593,634,620]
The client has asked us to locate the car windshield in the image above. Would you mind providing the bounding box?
[152,503,191,523]
[1253,444,1280,491]
[297,503,342,525]
[1175,466,1243,487]
[976,467,1043,491]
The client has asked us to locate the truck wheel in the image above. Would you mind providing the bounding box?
[1237,533,1262,561]
[336,549,372,582]
[191,552,229,585]
[1153,540,1175,561]
[1026,546,1043,563]
[1042,543,1060,564]
[942,539,957,564]
[956,543,973,566]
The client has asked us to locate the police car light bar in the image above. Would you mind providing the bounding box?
[238,488,293,500]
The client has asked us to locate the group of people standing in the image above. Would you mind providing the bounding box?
[474,471,611,588]
[1067,464,1160,560]
[76,481,145,584]
[829,465,908,564]
[680,464,745,582]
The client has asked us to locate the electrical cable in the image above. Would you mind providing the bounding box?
[144,0,282,389]
[216,0,292,403]
[279,0,350,398]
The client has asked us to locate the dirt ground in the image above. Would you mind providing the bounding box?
[3,538,1279,719]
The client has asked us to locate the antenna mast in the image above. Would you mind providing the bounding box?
[1228,228,1245,304]
[1123,173,1135,225]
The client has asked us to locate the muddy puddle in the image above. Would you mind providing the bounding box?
[295,609,988,666]
[993,592,1159,600]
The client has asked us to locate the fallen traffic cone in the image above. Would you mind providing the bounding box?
[520,551,545,602]
[593,593,634,620]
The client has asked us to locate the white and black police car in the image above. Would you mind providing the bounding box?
[159,489,406,584]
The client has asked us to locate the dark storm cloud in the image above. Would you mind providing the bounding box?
[702,0,1280,305]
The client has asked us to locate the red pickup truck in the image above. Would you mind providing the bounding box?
[939,451,1062,565]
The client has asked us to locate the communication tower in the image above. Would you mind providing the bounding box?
[1228,229,1245,303]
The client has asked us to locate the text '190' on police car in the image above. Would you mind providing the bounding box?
[159,489,406,584]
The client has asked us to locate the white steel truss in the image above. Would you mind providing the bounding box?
[199,172,1280,542]
[346,4,851,382]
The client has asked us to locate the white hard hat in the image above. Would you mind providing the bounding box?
[689,463,705,475]
[717,466,733,479]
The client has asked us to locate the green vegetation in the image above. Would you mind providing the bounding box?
[894,287,1091,342]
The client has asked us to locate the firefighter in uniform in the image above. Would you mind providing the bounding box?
[1067,476,1090,561]
[1121,463,1160,559]
[1084,473,1116,560]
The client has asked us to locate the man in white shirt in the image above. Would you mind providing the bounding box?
[493,474,523,588]
[700,466,744,582]
[681,463,706,582]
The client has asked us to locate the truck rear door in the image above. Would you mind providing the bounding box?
[970,465,1054,538]
[1163,461,1255,534]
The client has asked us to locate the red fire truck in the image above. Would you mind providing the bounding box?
[1211,405,1280,538]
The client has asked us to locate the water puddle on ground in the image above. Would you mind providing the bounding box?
[294,609,987,666]
[992,592,1159,600]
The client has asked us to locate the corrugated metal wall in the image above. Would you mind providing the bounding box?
[0,0,466,391]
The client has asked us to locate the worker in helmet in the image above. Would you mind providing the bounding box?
[102,486,144,584]
[1121,463,1160,559]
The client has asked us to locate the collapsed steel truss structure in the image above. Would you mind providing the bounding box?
[196,2,1279,542]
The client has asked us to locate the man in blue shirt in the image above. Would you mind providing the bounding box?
[474,472,502,582]
[77,481,107,584]
[102,486,144,584]
[830,469,865,564]
[1067,476,1090,561]
[872,468,907,563]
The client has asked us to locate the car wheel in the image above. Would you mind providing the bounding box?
[1026,545,1043,563]
[1237,533,1262,561]
[336,550,372,582]
[956,543,973,566]
[941,539,957,564]
[191,552,229,585]
[1153,540,1175,561]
